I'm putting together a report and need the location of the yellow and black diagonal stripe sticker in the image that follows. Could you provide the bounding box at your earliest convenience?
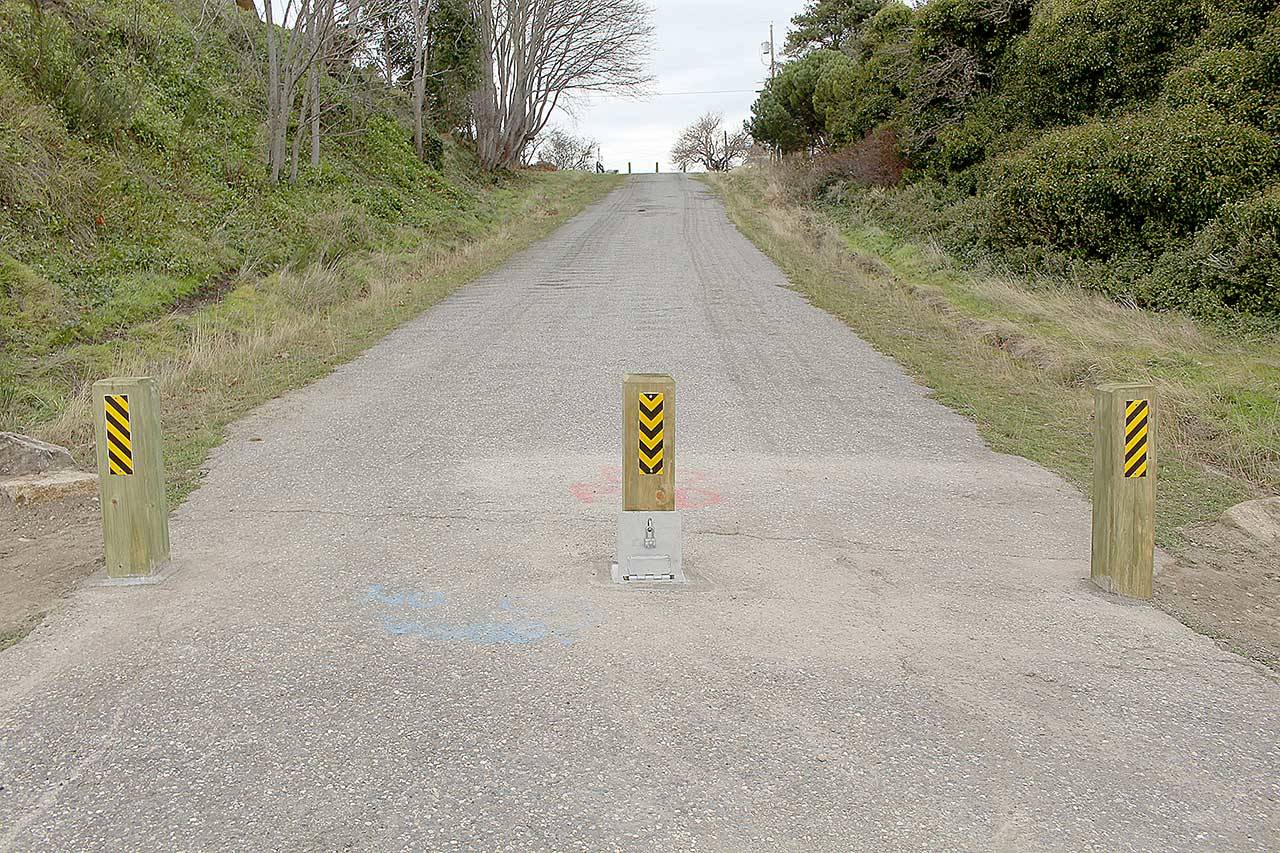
[104,394,134,476]
[638,392,664,475]
[1124,399,1149,479]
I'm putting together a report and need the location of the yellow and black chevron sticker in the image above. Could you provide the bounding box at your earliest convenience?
[104,394,134,476]
[1124,399,1149,479]
[638,392,664,475]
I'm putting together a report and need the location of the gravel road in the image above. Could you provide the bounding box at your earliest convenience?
[1,175,1277,851]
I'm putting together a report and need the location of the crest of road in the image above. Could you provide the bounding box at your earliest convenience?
[2,175,1277,850]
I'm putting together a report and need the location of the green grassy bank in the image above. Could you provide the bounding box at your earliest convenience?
[0,0,620,501]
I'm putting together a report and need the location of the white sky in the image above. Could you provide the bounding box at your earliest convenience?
[549,0,807,173]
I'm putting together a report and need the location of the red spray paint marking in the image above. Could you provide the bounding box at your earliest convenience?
[569,466,724,509]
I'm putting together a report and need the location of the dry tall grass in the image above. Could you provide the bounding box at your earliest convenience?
[712,167,1279,542]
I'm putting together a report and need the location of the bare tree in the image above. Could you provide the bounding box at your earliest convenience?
[259,0,404,183]
[470,0,654,170]
[535,128,597,170]
[406,0,437,160]
[671,112,750,172]
[262,0,334,183]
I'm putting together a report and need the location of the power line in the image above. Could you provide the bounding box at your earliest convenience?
[645,89,760,96]
[589,89,761,100]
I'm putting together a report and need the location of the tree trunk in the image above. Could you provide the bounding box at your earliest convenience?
[289,73,312,183]
[310,66,321,168]
[409,0,434,161]
[264,2,281,182]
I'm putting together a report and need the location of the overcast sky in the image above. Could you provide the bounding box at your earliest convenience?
[549,0,807,173]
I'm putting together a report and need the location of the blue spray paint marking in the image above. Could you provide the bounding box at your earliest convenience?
[359,586,595,646]
[362,584,447,610]
[380,616,553,645]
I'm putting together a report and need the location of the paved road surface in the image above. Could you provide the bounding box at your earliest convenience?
[2,175,1277,851]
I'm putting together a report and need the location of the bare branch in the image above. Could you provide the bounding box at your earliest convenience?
[671,112,750,172]
[471,0,654,169]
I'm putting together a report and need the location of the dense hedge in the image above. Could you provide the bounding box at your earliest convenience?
[985,106,1279,256]
[1144,188,1280,316]
[1009,0,1206,127]
[750,0,1280,317]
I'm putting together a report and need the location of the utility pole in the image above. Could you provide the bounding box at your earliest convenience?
[769,23,776,80]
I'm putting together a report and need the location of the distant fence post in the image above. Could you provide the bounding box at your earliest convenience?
[1090,383,1156,598]
[655,161,659,173]
[94,377,169,578]
[627,162,631,174]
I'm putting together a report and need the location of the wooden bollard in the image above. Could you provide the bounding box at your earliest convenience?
[627,162,632,174]
[623,373,675,512]
[655,161,659,173]
[615,373,682,582]
[93,377,169,578]
[1090,383,1156,598]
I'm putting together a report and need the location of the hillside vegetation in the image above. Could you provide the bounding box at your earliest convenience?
[749,0,1280,321]
[0,0,616,487]
[730,0,1279,574]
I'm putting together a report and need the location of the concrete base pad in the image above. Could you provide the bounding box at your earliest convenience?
[614,510,683,583]
[85,561,180,587]
[0,470,98,505]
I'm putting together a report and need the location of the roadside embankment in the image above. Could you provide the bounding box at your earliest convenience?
[707,167,1280,667]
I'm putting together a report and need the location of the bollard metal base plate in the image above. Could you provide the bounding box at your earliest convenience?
[613,511,683,583]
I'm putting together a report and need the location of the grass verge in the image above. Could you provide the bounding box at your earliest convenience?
[33,171,621,505]
[705,168,1279,549]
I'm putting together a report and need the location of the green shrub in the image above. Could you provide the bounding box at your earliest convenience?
[853,1,913,61]
[748,50,844,153]
[920,94,1035,188]
[1010,0,1206,127]
[1143,187,1280,316]
[915,0,1033,66]
[422,128,445,171]
[1198,0,1276,48]
[985,106,1278,257]
[1164,47,1279,133]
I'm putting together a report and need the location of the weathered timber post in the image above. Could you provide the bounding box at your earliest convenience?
[628,162,632,174]
[655,161,659,173]
[1090,383,1156,598]
[94,377,169,578]
[614,373,683,582]
[624,373,675,513]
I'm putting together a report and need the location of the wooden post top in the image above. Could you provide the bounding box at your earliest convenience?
[1096,381,1155,393]
[93,376,157,390]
